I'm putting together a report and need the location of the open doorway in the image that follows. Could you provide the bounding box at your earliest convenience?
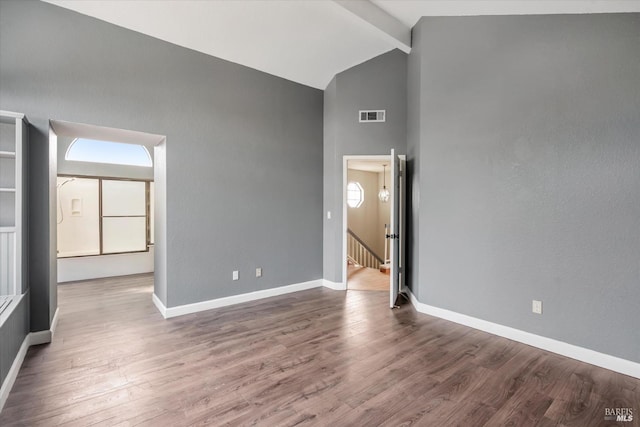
[343,152,406,307]
[344,156,391,292]
[49,120,167,315]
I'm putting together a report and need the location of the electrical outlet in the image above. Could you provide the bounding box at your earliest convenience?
[532,300,542,314]
[232,270,239,281]
[327,211,331,219]
[256,267,262,278]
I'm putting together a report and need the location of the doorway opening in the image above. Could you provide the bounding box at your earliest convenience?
[49,120,167,316]
[343,152,405,307]
[345,158,391,292]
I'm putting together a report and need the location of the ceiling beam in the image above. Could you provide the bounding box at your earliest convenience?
[332,0,411,53]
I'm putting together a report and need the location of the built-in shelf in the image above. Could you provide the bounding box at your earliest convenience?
[0,110,26,299]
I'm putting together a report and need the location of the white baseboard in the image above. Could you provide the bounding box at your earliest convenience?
[50,307,59,338]
[28,330,52,346]
[0,323,56,412]
[152,293,167,319]
[155,279,324,319]
[407,290,640,379]
[0,334,30,412]
[322,279,346,291]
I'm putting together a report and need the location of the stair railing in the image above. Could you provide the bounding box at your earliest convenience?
[347,228,384,269]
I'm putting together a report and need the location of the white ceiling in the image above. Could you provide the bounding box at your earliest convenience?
[372,0,640,27]
[43,0,640,90]
[348,160,389,173]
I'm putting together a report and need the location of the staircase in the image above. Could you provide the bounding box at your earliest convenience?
[347,228,384,269]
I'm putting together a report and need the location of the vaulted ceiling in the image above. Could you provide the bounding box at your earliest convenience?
[44,0,640,89]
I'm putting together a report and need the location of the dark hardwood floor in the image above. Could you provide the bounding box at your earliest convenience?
[1,274,638,426]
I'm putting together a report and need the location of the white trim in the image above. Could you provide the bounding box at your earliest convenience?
[152,293,167,319]
[0,324,56,412]
[29,329,52,346]
[50,307,59,338]
[0,334,29,412]
[322,279,346,291]
[159,280,324,319]
[0,110,25,120]
[407,290,640,379]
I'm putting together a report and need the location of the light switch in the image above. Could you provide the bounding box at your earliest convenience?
[532,300,542,314]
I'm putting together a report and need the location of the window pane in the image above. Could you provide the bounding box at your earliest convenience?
[66,138,152,167]
[57,177,100,257]
[347,182,363,208]
[102,217,146,253]
[102,180,146,216]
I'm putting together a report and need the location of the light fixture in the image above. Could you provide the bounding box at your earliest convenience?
[378,164,390,203]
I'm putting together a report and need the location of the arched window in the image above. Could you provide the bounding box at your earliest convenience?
[66,138,152,167]
[347,181,364,208]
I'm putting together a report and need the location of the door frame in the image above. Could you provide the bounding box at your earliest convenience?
[342,154,391,290]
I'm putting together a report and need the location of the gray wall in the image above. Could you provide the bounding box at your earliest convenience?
[0,1,323,323]
[405,22,423,299]
[323,50,407,283]
[409,14,640,362]
[0,294,29,390]
[57,136,155,180]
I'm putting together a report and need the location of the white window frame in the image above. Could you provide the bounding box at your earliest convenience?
[347,181,364,208]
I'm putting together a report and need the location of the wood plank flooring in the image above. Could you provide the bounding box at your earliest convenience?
[347,265,390,291]
[1,274,638,426]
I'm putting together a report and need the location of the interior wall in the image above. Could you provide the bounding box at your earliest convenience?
[0,293,28,392]
[405,21,423,299]
[58,248,155,283]
[323,49,407,284]
[410,13,640,362]
[153,141,167,305]
[0,0,323,326]
[346,169,383,257]
[346,168,392,259]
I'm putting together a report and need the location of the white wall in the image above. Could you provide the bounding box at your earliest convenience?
[347,169,390,258]
[58,246,154,283]
[56,177,100,257]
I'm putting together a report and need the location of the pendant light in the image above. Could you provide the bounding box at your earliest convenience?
[378,164,390,203]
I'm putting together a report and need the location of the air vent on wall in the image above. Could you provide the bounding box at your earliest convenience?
[359,110,385,123]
